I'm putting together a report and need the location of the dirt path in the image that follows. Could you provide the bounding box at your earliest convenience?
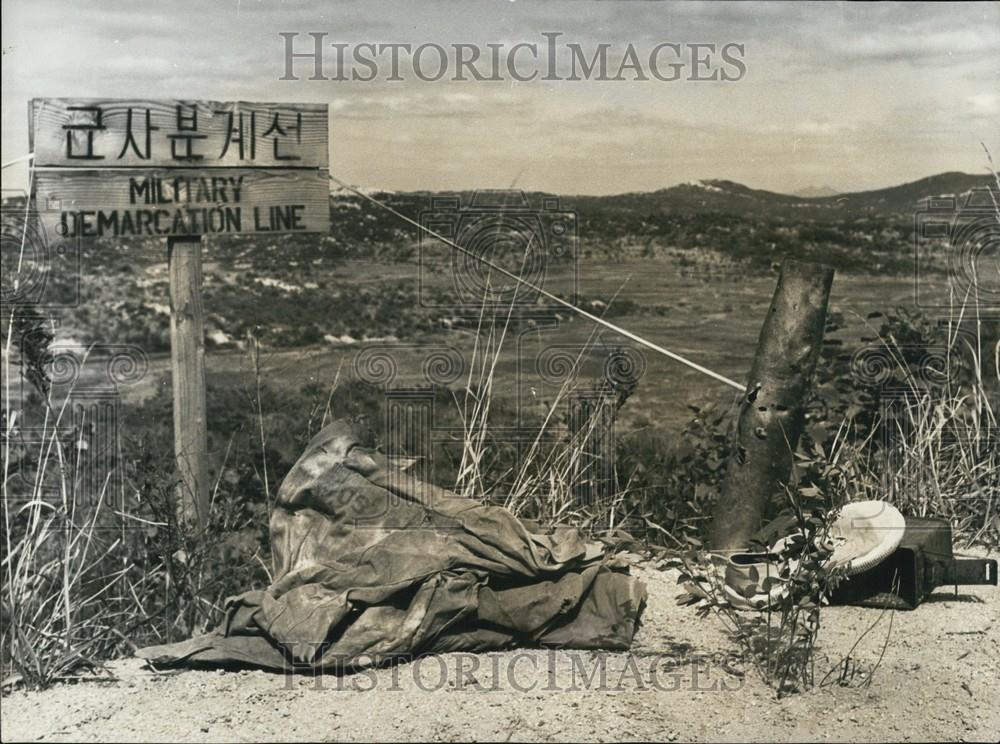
[2,562,997,742]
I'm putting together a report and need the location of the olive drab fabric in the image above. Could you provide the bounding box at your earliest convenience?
[138,420,646,671]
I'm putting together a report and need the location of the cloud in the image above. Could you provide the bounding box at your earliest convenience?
[831,27,998,66]
[2,0,998,195]
[967,93,999,118]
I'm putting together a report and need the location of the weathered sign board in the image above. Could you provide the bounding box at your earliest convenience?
[29,99,330,528]
[31,99,330,237]
[34,169,330,237]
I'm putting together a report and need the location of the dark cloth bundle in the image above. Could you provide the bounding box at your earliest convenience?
[138,421,646,671]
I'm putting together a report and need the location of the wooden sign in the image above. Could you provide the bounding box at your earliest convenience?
[35,169,329,237]
[30,99,328,169]
[30,98,330,236]
[28,98,331,530]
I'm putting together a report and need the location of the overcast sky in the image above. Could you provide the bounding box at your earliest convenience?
[2,0,998,195]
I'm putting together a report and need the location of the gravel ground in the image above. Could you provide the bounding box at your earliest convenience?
[2,559,997,742]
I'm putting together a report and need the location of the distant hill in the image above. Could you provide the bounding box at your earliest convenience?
[321,172,998,267]
[814,171,997,212]
[555,172,996,220]
[794,186,839,198]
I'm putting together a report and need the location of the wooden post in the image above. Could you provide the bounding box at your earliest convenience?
[709,259,834,551]
[168,235,209,530]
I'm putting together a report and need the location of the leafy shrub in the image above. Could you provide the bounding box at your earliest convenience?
[669,492,848,696]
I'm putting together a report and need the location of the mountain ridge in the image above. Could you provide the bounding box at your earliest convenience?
[331,171,996,218]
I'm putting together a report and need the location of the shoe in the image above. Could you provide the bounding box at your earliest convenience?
[721,551,794,610]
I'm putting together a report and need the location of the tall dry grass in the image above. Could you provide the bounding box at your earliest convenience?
[824,168,999,545]
[1,314,274,689]
[1,330,131,688]
[448,270,638,532]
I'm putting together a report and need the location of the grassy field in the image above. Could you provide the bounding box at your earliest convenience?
[109,251,953,436]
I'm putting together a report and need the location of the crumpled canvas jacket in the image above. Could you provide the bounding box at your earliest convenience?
[138,421,646,671]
